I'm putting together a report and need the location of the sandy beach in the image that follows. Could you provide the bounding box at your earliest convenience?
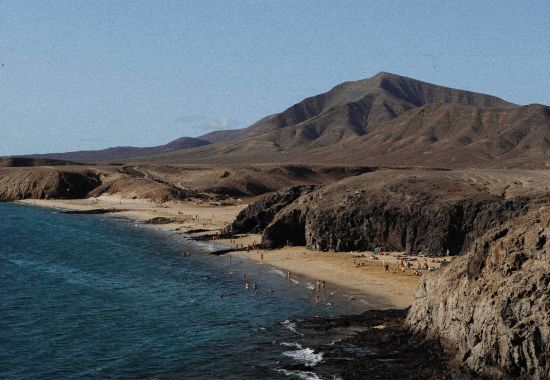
[234,248,433,309]
[16,196,447,310]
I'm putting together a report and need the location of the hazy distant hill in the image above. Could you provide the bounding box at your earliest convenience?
[0,157,80,167]
[27,137,211,163]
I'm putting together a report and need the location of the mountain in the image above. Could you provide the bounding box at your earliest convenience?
[305,102,550,168]
[0,157,80,167]
[22,72,550,169]
[26,136,211,163]
[142,72,547,168]
[199,129,248,144]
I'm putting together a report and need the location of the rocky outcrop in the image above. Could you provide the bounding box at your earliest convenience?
[88,174,196,203]
[260,170,550,255]
[0,169,99,201]
[406,209,550,378]
[230,185,318,233]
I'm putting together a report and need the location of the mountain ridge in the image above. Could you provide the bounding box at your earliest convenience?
[22,72,549,169]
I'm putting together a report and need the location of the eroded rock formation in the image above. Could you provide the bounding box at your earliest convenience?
[406,209,550,378]
[260,171,550,255]
[230,184,318,233]
[0,169,99,201]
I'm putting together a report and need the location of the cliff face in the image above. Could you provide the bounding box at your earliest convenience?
[230,185,318,234]
[258,171,550,255]
[0,169,100,201]
[406,209,550,378]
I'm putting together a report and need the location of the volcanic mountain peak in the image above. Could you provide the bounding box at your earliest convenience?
[20,72,548,169]
[238,72,515,142]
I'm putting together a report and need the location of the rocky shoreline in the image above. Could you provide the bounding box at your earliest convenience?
[3,165,549,378]
[291,309,469,380]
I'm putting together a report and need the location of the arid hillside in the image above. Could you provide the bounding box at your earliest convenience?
[145,72,535,167]
[22,72,550,169]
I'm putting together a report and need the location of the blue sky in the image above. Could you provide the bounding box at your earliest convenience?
[1,1,549,155]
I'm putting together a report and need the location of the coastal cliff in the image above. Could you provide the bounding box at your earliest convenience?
[230,184,318,233]
[230,170,550,256]
[0,169,99,201]
[406,208,550,378]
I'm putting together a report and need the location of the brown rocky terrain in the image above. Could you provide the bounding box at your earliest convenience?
[406,208,550,378]
[0,168,99,201]
[229,169,550,256]
[230,184,319,234]
[0,163,375,202]
[306,103,550,169]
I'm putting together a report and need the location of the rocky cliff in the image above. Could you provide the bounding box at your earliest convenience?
[406,208,550,378]
[257,170,550,255]
[230,185,318,233]
[0,169,100,201]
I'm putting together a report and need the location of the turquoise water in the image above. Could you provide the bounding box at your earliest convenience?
[0,203,354,379]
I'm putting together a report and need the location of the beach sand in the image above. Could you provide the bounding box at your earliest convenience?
[234,248,424,309]
[18,195,245,236]
[17,196,448,309]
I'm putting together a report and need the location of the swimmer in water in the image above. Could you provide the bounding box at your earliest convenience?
[245,282,249,290]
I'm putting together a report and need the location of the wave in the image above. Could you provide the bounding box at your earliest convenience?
[276,368,324,380]
[270,268,287,277]
[281,320,302,336]
[281,342,323,367]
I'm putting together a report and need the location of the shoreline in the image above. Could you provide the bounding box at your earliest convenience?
[14,196,444,310]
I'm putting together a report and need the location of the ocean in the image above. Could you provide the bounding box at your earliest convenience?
[0,203,356,379]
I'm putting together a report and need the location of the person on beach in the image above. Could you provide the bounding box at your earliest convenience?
[321,281,326,290]
[287,271,291,280]
[260,253,264,261]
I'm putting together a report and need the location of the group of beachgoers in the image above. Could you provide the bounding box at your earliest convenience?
[216,255,275,298]
[314,278,327,304]
[351,248,449,276]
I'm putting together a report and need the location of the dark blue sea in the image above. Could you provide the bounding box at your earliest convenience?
[0,203,357,379]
